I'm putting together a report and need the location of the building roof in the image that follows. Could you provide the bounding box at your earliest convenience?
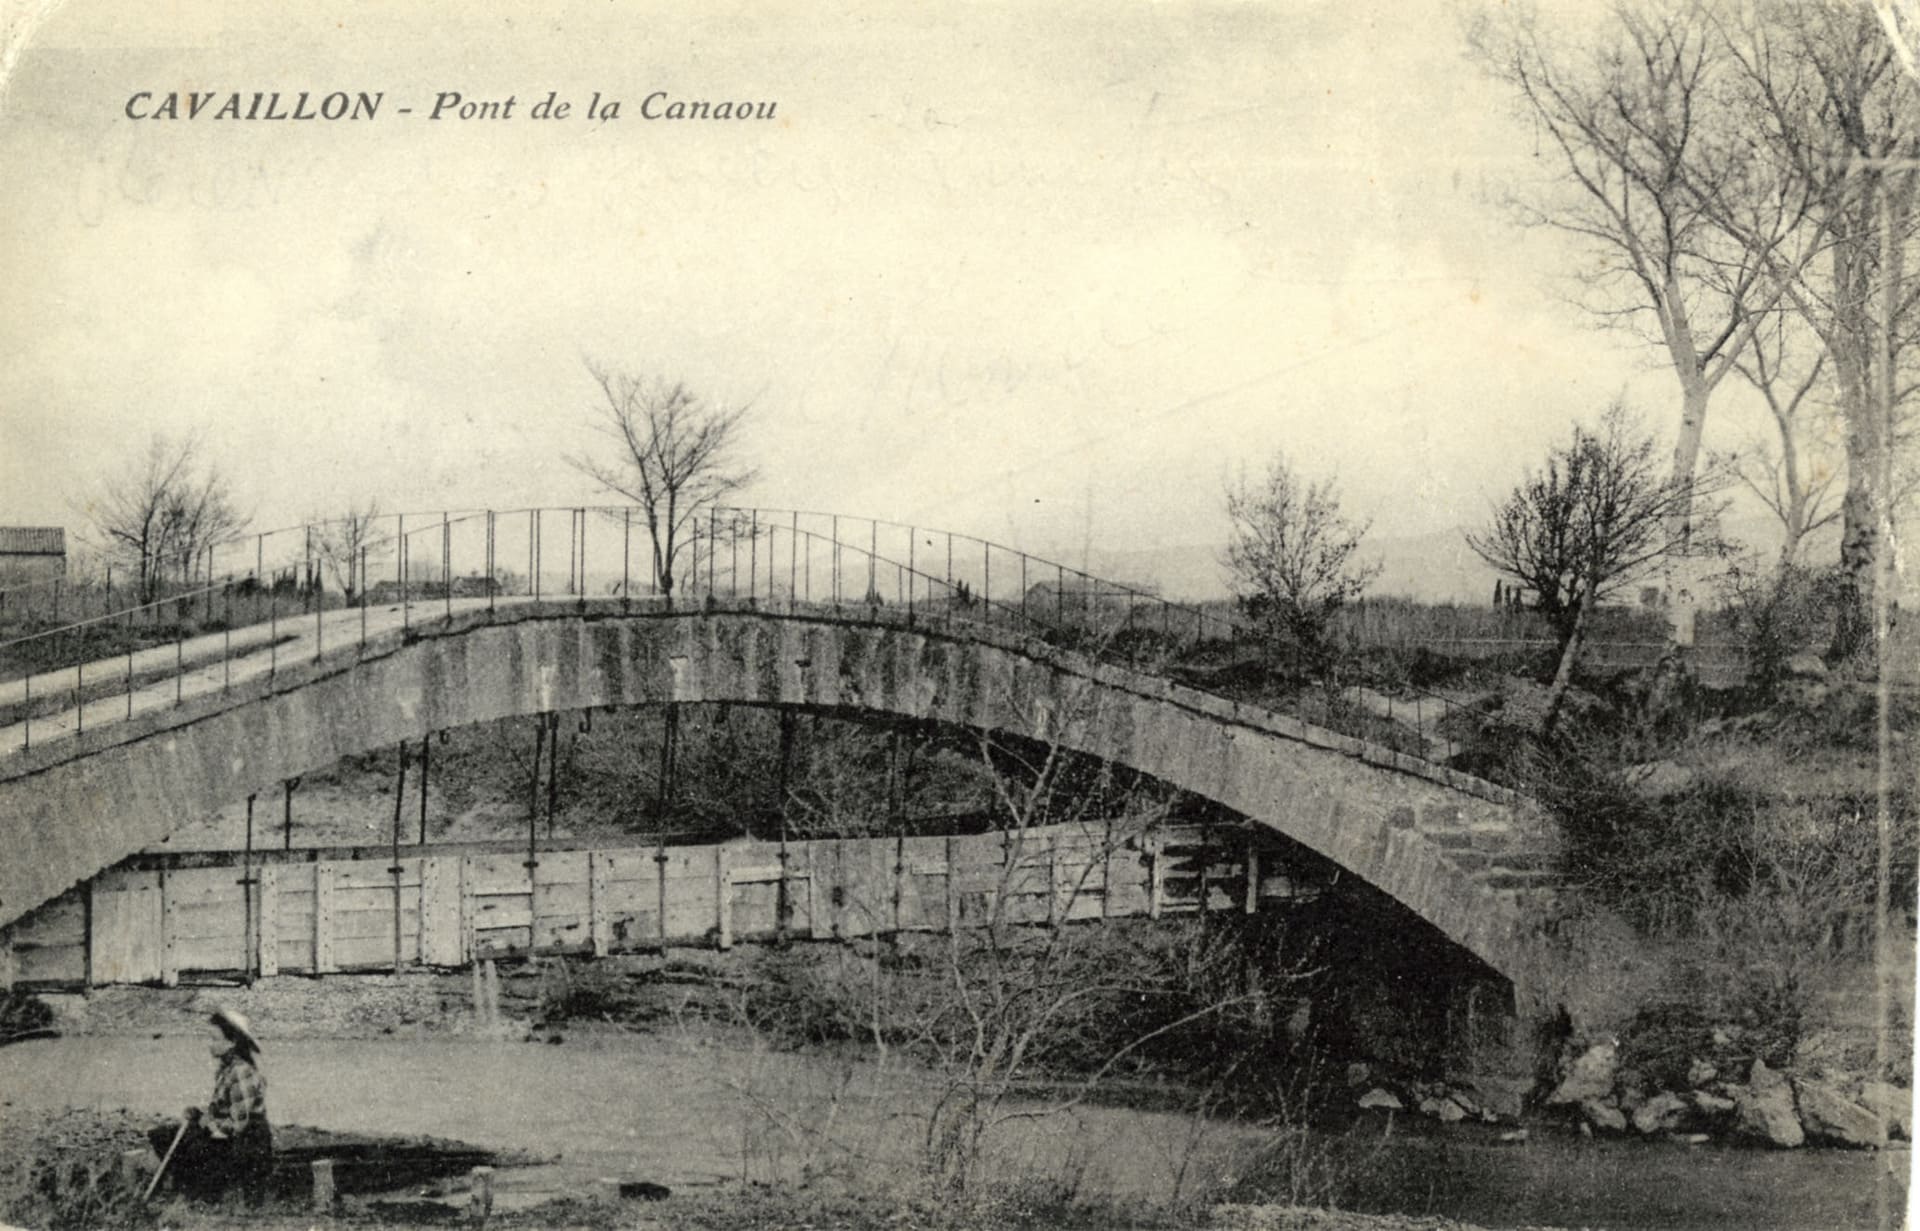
[0,526,65,556]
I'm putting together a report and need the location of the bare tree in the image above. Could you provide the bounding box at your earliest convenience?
[1467,404,1715,731]
[311,500,386,601]
[1222,452,1380,669]
[1717,313,1844,564]
[86,433,246,604]
[1713,1,1920,661]
[1469,1,1815,649]
[568,361,756,602]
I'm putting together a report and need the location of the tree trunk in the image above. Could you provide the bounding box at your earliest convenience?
[1657,276,1714,656]
[1828,316,1881,663]
[1542,583,1595,737]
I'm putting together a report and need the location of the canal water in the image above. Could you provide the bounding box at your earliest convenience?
[0,1033,1907,1229]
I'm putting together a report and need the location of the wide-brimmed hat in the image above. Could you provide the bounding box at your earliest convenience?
[208,1006,261,1054]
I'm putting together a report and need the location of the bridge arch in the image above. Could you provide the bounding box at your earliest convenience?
[0,602,1582,1002]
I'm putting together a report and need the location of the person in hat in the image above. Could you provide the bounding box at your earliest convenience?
[147,1007,274,1204]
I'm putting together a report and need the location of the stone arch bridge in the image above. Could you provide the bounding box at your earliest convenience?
[0,594,1633,1038]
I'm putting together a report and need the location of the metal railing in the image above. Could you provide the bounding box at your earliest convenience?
[2,504,1490,769]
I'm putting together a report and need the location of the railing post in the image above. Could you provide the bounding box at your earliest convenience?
[398,512,409,629]
[983,541,991,626]
[749,510,759,604]
[790,511,799,612]
[443,512,452,623]
[907,527,916,622]
[487,512,497,614]
[831,514,840,606]
[622,508,631,608]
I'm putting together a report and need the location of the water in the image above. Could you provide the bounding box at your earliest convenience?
[0,1033,1906,1229]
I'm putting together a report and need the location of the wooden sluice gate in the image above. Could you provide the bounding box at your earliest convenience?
[0,823,1325,989]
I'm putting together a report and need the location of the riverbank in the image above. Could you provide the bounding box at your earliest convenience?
[2,1018,1907,1229]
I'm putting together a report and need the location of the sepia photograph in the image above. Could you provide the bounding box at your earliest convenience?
[0,1,1914,1228]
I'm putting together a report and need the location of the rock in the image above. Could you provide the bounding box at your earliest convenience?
[1686,1059,1718,1088]
[1626,759,1696,798]
[1357,1088,1403,1111]
[1693,1091,1736,1116]
[1345,1061,1371,1088]
[1672,1132,1711,1145]
[1632,1092,1688,1135]
[1419,1097,1468,1123]
[1710,1026,1736,1047]
[1549,1040,1619,1106]
[1497,1128,1529,1144]
[1447,1088,1482,1118]
[1857,1081,1912,1140]
[1734,1060,1804,1148]
[1581,1100,1627,1133]
[1794,1077,1886,1148]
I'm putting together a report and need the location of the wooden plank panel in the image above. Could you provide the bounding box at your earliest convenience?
[731,880,779,937]
[535,850,591,887]
[313,863,336,973]
[256,865,279,978]
[593,850,657,881]
[89,874,162,985]
[589,853,610,957]
[473,926,531,958]
[275,938,314,972]
[164,866,246,906]
[535,883,590,917]
[420,857,464,967]
[472,898,533,930]
[604,908,658,950]
[173,934,245,973]
[331,859,424,890]
[332,910,419,941]
[14,943,85,984]
[169,899,246,941]
[534,911,591,950]
[466,854,533,896]
[11,893,85,946]
[333,885,420,916]
[335,933,420,969]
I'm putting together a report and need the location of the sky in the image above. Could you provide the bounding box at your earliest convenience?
[0,0,1801,594]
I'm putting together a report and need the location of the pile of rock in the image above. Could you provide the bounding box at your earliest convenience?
[1545,1037,1911,1149]
[1348,1063,1509,1126]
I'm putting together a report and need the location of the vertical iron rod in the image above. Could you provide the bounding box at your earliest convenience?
[392,739,408,972]
[419,735,431,844]
[545,712,560,837]
[444,513,452,622]
[244,795,255,984]
[399,513,409,628]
